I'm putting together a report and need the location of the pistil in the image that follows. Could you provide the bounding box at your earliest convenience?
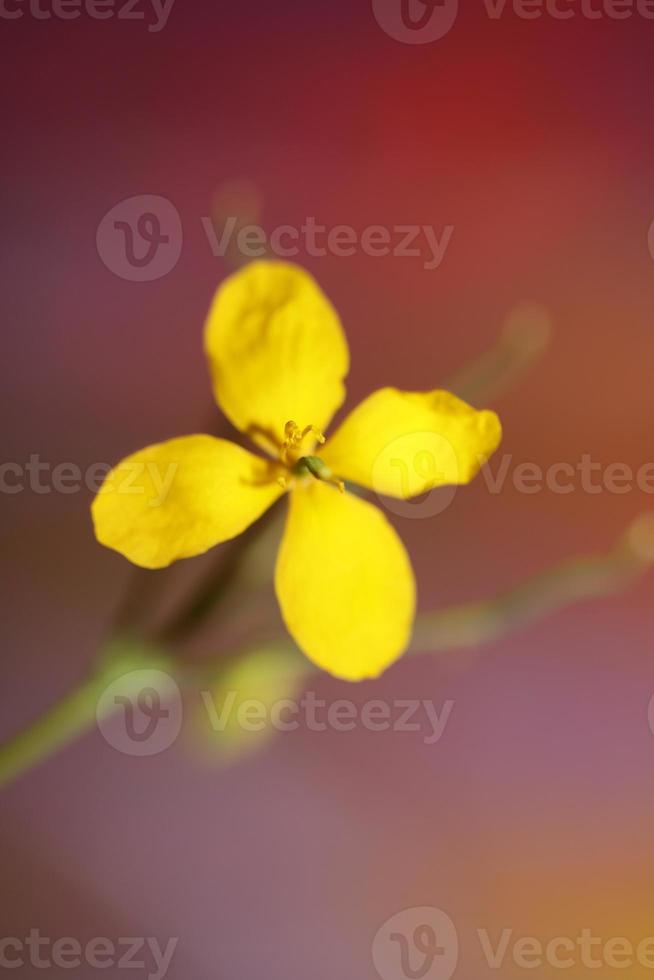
[294,455,344,493]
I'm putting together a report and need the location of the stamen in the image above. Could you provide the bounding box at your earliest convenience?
[280,420,326,463]
[301,425,325,446]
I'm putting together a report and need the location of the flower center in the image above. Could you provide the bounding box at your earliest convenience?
[280,420,324,464]
[278,420,344,493]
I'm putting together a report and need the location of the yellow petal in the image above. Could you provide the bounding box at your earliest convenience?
[275,482,416,681]
[322,387,502,499]
[92,435,283,569]
[204,261,349,454]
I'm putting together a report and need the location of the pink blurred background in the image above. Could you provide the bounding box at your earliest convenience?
[2,2,654,977]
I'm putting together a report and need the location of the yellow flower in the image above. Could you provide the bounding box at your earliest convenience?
[92,262,502,681]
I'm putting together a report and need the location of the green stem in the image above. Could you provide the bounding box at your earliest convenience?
[444,305,551,406]
[0,675,103,788]
[1,517,653,790]
[0,640,172,790]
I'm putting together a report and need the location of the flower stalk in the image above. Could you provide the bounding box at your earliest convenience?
[1,515,652,789]
[0,641,173,788]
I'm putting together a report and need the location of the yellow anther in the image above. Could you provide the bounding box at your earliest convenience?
[281,421,325,463]
[301,424,325,446]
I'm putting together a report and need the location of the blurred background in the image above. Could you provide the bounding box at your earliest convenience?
[2,1,654,977]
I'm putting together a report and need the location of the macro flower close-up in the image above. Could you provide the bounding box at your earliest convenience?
[92,260,502,680]
[4,6,654,979]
